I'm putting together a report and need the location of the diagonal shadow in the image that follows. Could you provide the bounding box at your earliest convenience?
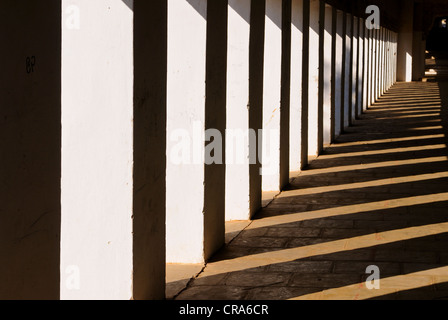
[122,0,133,11]
[171,80,448,300]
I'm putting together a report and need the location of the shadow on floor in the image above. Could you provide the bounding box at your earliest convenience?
[171,81,448,300]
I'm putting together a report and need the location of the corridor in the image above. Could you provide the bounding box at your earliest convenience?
[175,81,448,300]
[4,0,448,301]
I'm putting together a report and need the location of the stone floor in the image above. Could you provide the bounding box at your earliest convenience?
[173,81,448,300]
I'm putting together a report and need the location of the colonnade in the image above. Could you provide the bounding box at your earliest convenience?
[1,0,401,300]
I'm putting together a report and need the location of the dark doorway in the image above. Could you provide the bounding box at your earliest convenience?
[427,16,448,52]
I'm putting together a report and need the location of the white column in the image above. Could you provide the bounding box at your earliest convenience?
[166,0,207,264]
[363,24,369,111]
[367,29,375,108]
[62,0,166,301]
[290,0,303,173]
[371,29,379,104]
[133,1,168,300]
[397,3,414,82]
[390,31,393,84]
[379,28,386,96]
[380,27,385,95]
[334,10,344,136]
[380,28,383,96]
[392,30,395,85]
[351,16,358,123]
[343,13,352,129]
[386,29,390,90]
[61,0,134,299]
[389,29,393,87]
[388,29,392,89]
[378,27,383,96]
[394,32,398,83]
[357,18,364,117]
[168,0,227,263]
[392,31,396,85]
[323,3,333,147]
[389,30,394,89]
[308,0,320,158]
[370,28,376,105]
[384,28,388,89]
[391,31,394,84]
[226,0,252,221]
[262,0,282,192]
[387,29,392,90]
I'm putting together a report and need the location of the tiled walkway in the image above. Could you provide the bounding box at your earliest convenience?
[175,82,448,300]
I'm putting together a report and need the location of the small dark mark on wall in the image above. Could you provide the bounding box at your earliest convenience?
[26,56,36,74]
